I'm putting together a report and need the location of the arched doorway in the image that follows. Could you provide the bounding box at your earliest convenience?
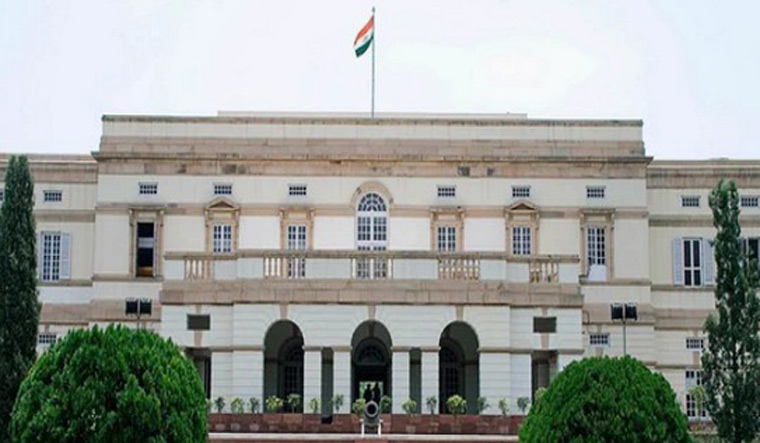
[351,321,392,404]
[439,322,479,414]
[264,320,304,411]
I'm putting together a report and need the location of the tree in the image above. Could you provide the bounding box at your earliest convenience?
[519,357,689,443]
[702,179,760,443]
[9,325,207,442]
[0,156,39,439]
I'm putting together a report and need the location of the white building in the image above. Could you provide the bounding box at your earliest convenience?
[4,113,760,418]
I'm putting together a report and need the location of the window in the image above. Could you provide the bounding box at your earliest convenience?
[43,190,62,203]
[686,337,705,351]
[212,224,233,253]
[512,186,531,199]
[512,226,531,256]
[288,184,307,196]
[741,195,759,208]
[589,333,609,347]
[685,370,706,419]
[40,232,64,282]
[356,193,388,279]
[586,186,605,199]
[136,222,155,277]
[533,317,557,333]
[436,226,457,252]
[38,332,57,345]
[683,238,703,286]
[587,227,606,266]
[437,185,456,198]
[139,182,158,195]
[187,314,211,331]
[287,224,307,278]
[214,183,232,196]
[681,195,701,207]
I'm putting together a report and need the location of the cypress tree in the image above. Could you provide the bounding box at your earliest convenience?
[703,179,760,443]
[0,156,39,438]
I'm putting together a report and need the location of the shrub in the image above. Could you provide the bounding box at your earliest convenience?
[308,397,320,414]
[446,395,467,415]
[9,325,206,442]
[516,397,530,414]
[352,398,366,417]
[402,398,418,415]
[520,357,690,443]
[286,393,302,413]
[265,396,284,413]
[332,394,345,413]
[215,397,226,413]
[477,396,490,414]
[534,387,547,402]
[425,396,438,414]
[497,398,509,416]
[380,395,392,413]
[231,397,245,413]
[249,397,260,413]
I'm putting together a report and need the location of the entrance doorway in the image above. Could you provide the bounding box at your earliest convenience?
[351,321,392,404]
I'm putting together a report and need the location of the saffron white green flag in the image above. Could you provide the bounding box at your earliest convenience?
[354,15,374,57]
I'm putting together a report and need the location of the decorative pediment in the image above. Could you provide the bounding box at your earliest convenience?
[506,200,537,213]
[205,197,240,212]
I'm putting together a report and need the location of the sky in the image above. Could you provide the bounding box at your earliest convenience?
[0,0,758,159]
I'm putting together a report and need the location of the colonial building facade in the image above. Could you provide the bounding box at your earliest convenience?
[3,113,760,418]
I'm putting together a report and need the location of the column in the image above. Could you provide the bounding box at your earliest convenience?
[510,353,532,415]
[333,348,352,414]
[232,350,263,404]
[420,349,439,414]
[303,348,322,411]
[211,351,233,407]
[479,352,510,415]
[392,349,410,413]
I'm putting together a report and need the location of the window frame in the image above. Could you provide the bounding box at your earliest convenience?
[212,224,233,254]
[740,195,759,208]
[37,332,58,345]
[437,185,456,198]
[685,369,706,419]
[533,317,557,333]
[511,186,531,199]
[213,183,233,196]
[686,337,705,351]
[288,184,308,197]
[511,225,531,256]
[683,238,703,287]
[587,226,607,266]
[138,182,158,195]
[589,333,610,347]
[681,195,701,208]
[40,232,62,282]
[43,190,63,203]
[586,186,606,199]
[436,225,457,252]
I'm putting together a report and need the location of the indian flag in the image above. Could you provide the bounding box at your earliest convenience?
[353,15,374,57]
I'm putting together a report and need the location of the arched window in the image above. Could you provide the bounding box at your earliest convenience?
[356,193,388,278]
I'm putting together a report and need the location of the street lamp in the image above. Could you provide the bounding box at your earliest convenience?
[126,298,152,329]
[611,303,637,356]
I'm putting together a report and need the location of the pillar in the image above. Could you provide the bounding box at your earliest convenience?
[392,349,410,413]
[303,348,322,412]
[333,348,352,414]
[420,349,439,414]
[479,352,510,415]
[511,353,532,414]
[211,351,233,407]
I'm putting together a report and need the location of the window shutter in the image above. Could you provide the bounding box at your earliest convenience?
[672,237,684,285]
[703,238,714,285]
[37,232,43,280]
[60,233,71,280]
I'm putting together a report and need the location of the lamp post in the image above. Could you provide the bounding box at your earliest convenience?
[126,298,152,329]
[610,303,637,356]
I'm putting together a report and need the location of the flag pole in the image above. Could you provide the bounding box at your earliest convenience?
[371,6,376,119]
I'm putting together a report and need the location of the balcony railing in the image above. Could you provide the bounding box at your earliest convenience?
[165,250,580,284]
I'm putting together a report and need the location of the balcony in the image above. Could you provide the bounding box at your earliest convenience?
[164,250,580,284]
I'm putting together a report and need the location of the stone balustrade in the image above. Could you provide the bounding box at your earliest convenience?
[165,250,579,284]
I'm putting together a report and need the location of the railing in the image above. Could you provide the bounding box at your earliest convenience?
[164,250,579,284]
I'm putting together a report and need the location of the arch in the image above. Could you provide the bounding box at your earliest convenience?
[439,321,480,414]
[351,320,393,404]
[263,320,304,411]
[350,181,393,209]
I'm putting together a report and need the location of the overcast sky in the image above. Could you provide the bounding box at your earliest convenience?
[1,1,758,159]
